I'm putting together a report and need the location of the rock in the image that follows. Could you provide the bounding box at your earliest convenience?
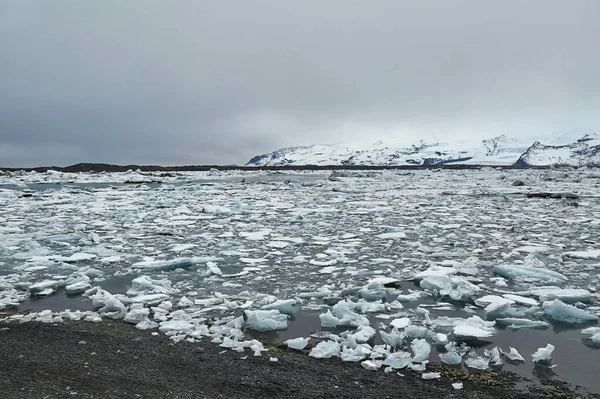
[512,180,525,186]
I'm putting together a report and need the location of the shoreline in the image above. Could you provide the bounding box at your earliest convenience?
[0,314,593,399]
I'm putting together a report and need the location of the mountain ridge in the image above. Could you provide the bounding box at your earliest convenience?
[247,132,600,167]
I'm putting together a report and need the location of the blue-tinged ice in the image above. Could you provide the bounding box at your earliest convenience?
[494,265,568,283]
[530,287,592,303]
[358,281,387,301]
[465,354,489,370]
[379,327,406,349]
[340,345,372,362]
[382,351,412,369]
[440,351,462,365]
[411,338,431,363]
[542,299,599,325]
[501,347,525,362]
[244,309,288,331]
[309,340,341,359]
[453,316,496,339]
[484,347,503,366]
[319,310,340,328]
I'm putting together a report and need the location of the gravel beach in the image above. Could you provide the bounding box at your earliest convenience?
[0,316,593,399]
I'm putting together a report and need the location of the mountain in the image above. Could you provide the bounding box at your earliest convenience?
[515,134,600,167]
[246,132,600,167]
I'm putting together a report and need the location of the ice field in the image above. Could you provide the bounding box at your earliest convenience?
[1,168,599,392]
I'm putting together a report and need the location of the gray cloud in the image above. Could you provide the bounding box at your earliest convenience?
[1,0,599,166]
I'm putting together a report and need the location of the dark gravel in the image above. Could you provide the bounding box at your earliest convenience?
[0,318,592,399]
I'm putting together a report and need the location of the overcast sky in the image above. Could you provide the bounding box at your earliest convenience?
[1,1,599,166]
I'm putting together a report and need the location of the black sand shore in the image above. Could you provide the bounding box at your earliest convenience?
[0,316,593,399]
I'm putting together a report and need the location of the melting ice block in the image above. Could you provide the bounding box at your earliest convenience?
[390,317,411,329]
[421,372,441,380]
[532,344,555,363]
[581,327,600,345]
[494,265,567,283]
[542,299,599,325]
[382,351,412,369]
[380,327,406,349]
[132,258,194,272]
[358,282,387,301]
[563,249,600,260]
[530,287,592,303]
[261,299,298,314]
[309,340,341,359]
[465,354,489,370]
[284,337,310,350]
[501,347,525,362]
[244,309,288,331]
[484,347,503,366]
[411,338,431,363]
[453,316,496,339]
[420,276,481,302]
[440,351,462,365]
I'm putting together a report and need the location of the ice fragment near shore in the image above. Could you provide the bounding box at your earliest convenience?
[484,347,503,366]
[542,299,598,325]
[494,265,567,283]
[532,344,554,363]
[501,347,525,362]
[244,309,288,331]
[465,354,489,370]
[453,316,496,338]
[284,337,310,350]
[411,338,431,363]
[382,351,412,369]
[309,340,341,359]
[440,351,462,365]
[380,327,406,349]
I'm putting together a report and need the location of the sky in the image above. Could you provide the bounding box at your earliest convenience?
[1,0,599,167]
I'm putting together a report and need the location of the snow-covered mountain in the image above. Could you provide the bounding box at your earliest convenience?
[247,132,600,167]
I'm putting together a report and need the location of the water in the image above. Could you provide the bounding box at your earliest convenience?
[1,168,599,393]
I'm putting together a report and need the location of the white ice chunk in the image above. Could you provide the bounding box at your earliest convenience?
[341,345,372,362]
[377,231,406,240]
[413,266,457,280]
[453,316,496,338]
[484,347,503,366]
[319,310,339,328]
[284,337,310,350]
[361,360,381,371]
[432,333,449,345]
[206,262,223,276]
[501,347,525,362]
[542,299,598,325]
[390,317,411,329]
[309,340,341,359]
[494,265,567,283]
[475,295,514,308]
[420,276,481,302]
[452,382,463,390]
[65,280,92,295]
[261,299,298,315]
[502,294,539,307]
[347,325,376,344]
[563,250,600,260]
[244,309,288,332]
[132,258,194,272]
[532,344,555,363]
[530,287,592,303]
[358,282,387,301]
[421,372,441,380]
[379,327,406,349]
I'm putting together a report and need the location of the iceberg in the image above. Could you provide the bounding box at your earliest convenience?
[530,287,592,303]
[347,325,376,344]
[581,327,600,345]
[244,309,288,331]
[465,354,489,370]
[131,258,194,272]
[358,281,387,301]
[440,351,462,365]
[494,265,567,283]
[411,338,431,363]
[341,345,372,362]
[420,275,481,302]
[382,351,412,369]
[261,299,298,314]
[495,318,550,329]
[542,299,599,325]
[501,347,525,362]
[379,327,406,349]
[309,340,341,359]
[284,337,310,350]
[319,310,340,328]
[484,347,503,366]
[390,317,411,329]
[531,344,555,363]
[453,316,496,338]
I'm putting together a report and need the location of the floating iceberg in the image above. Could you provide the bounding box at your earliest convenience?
[358,282,387,301]
[530,287,592,303]
[420,275,481,302]
[453,316,496,339]
[261,299,298,314]
[501,347,525,362]
[484,347,503,366]
[495,318,550,329]
[494,265,567,283]
[532,344,554,363]
[542,299,599,325]
[440,351,462,365]
[131,258,194,272]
